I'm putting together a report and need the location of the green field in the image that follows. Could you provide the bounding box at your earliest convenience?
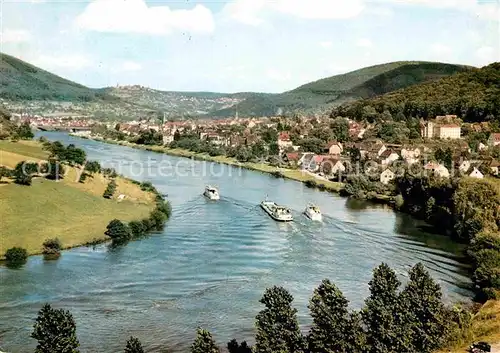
[0,141,155,257]
[0,178,153,256]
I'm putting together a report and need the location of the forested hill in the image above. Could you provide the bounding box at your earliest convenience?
[0,53,114,102]
[332,62,500,123]
[211,61,472,117]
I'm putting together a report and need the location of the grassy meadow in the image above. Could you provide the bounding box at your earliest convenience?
[0,140,155,257]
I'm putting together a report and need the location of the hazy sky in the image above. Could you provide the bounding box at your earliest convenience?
[1,0,499,92]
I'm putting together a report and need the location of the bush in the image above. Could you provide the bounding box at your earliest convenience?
[394,194,404,210]
[140,181,156,192]
[149,209,167,231]
[103,179,117,199]
[5,247,28,265]
[305,179,318,188]
[129,220,147,238]
[156,200,172,219]
[105,219,132,240]
[42,238,62,255]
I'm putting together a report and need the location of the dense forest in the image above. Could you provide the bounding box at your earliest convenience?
[332,62,500,123]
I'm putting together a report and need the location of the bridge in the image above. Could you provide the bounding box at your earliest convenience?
[36,126,92,133]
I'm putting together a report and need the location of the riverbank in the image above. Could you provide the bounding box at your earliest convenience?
[84,136,346,193]
[0,140,156,257]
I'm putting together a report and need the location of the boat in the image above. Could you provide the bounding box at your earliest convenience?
[260,200,293,222]
[203,185,220,200]
[304,203,322,221]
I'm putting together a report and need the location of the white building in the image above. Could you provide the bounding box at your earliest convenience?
[488,133,500,147]
[424,162,450,178]
[421,121,461,139]
[380,169,396,185]
[469,168,484,179]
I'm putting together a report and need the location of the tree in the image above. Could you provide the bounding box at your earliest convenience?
[5,247,28,266]
[103,179,117,199]
[0,166,11,182]
[13,161,37,185]
[31,304,80,353]
[268,142,280,156]
[46,159,65,180]
[149,209,167,231]
[254,286,305,353]
[308,279,353,353]
[191,328,219,353]
[15,122,34,140]
[42,238,62,257]
[64,144,86,165]
[227,339,252,353]
[400,263,448,353]
[129,220,147,238]
[84,161,101,174]
[330,117,350,142]
[124,336,144,353]
[105,219,132,240]
[362,263,408,353]
[434,148,453,170]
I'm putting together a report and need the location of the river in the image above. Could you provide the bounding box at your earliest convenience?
[0,132,472,352]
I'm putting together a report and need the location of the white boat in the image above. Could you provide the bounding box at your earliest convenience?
[304,203,322,221]
[203,185,220,200]
[260,200,293,222]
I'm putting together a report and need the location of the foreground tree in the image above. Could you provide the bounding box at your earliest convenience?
[308,279,352,353]
[362,263,409,353]
[227,339,252,353]
[31,304,80,353]
[191,328,219,353]
[400,263,448,353]
[254,286,305,353]
[124,336,144,353]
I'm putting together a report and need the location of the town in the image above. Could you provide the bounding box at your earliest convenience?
[16,112,500,190]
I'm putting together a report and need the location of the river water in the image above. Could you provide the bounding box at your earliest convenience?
[0,132,472,352]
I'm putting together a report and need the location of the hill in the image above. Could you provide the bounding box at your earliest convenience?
[210,61,472,117]
[103,85,256,117]
[0,54,473,120]
[0,53,116,102]
[333,62,500,123]
[0,140,155,256]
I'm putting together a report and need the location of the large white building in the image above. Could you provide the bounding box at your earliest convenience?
[421,121,461,139]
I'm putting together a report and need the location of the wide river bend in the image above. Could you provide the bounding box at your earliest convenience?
[0,132,472,352]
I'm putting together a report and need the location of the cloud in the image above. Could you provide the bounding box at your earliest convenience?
[266,68,291,81]
[377,0,499,21]
[75,0,215,35]
[431,43,453,55]
[223,0,364,25]
[117,61,142,72]
[33,54,93,71]
[272,0,365,19]
[320,41,333,48]
[222,0,266,26]
[0,29,32,44]
[357,38,373,48]
[475,46,497,65]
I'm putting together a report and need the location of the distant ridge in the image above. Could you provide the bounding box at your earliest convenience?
[0,53,114,102]
[210,61,473,117]
[0,53,475,120]
[332,62,500,123]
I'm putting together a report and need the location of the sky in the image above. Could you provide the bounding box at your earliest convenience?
[0,0,499,93]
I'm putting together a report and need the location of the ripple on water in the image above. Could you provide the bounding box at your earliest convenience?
[0,132,474,353]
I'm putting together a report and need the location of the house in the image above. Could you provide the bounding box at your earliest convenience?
[324,141,343,155]
[321,158,346,175]
[424,162,450,178]
[401,147,421,160]
[278,131,293,152]
[162,134,174,145]
[469,167,484,179]
[459,160,471,174]
[421,121,461,139]
[490,160,500,175]
[488,133,500,147]
[380,169,396,185]
[284,152,300,165]
[380,150,400,166]
[478,142,488,151]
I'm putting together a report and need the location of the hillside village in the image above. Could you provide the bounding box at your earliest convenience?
[18,111,500,192]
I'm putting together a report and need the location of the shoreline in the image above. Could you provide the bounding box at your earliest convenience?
[77,135,348,193]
